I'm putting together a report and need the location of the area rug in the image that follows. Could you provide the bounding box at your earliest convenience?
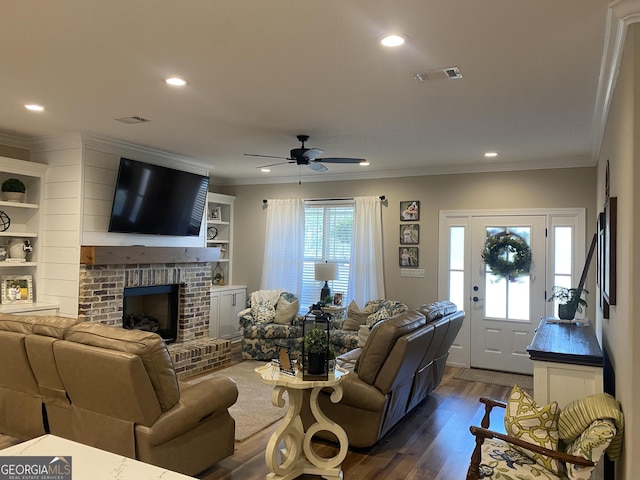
[186,361,284,441]
[454,368,533,391]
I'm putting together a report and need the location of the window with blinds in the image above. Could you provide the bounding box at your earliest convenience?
[300,200,354,311]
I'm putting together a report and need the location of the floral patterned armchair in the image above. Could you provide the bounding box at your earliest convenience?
[466,387,624,480]
[329,299,408,355]
[238,290,304,360]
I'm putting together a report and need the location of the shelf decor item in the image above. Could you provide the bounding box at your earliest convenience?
[1,274,33,304]
[212,262,225,286]
[0,211,10,232]
[1,178,26,203]
[481,231,531,281]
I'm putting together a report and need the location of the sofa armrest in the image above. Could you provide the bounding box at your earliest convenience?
[143,376,238,445]
[336,374,386,412]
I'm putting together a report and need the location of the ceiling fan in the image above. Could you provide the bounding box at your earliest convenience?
[244,135,366,172]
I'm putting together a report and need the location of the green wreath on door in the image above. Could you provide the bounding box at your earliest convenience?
[481,231,531,281]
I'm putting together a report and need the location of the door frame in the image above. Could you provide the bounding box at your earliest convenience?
[438,208,586,368]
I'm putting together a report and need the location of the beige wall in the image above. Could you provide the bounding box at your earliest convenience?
[596,23,640,480]
[219,166,596,309]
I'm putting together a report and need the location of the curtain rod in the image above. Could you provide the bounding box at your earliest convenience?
[263,195,385,204]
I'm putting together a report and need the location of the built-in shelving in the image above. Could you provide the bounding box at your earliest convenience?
[0,156,55,315]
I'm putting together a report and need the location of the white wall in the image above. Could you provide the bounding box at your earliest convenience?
[30,136,83,317]
[30,134,213,317]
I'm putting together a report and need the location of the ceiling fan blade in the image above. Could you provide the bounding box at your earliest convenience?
[244,153,291,160]
[308,161,328,172]
[316,157,366,164]
[257,160,295,168]
[301,148,325,161]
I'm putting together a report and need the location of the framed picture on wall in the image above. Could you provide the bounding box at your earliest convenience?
[1,275,33,304]
[603,196,617,308]
[399,247,419,267]
[400,201,420,221]
[400,224,419,244]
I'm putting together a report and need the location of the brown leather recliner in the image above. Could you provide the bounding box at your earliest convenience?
[54,322,238,476]
[0,314,238,477]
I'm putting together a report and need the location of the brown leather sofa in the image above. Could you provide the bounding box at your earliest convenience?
[301,301,464,448]
[0,313,238,476]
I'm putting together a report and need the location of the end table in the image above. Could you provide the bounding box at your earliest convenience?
[255,363,349,480]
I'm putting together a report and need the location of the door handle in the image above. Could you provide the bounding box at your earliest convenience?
[473,296,480,302]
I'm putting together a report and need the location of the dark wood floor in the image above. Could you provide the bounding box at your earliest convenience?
[196,344,511,480]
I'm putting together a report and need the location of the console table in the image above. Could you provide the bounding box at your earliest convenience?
[527,318,603,408]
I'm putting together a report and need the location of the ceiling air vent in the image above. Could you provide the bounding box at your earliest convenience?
[115,116,150,124]
[414,66,463,82]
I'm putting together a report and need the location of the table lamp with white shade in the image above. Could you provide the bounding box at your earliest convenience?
[314,262,338,301]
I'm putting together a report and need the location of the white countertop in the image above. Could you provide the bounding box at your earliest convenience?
[0,435,195,480]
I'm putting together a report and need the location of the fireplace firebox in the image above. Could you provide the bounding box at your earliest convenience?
[123,284,179,344]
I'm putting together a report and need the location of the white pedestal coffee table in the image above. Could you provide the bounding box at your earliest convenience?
[255,363,349,480]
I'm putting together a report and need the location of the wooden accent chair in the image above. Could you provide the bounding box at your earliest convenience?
[467,388,623,480]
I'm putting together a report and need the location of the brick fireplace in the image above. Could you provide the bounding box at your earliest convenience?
[78,246,231,378]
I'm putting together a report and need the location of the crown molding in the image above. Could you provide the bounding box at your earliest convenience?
[28,132,212,176]
[216,155,595,186]
[591,0,640,161]
[0,132,30,150]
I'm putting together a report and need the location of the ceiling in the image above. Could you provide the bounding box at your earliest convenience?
[0,1,610,185]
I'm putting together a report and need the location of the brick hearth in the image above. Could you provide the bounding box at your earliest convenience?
[78,261,230,378]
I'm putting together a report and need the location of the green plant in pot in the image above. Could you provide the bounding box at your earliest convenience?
[304,327,329,375]
[548,286,588,320]
[1,178,26,202]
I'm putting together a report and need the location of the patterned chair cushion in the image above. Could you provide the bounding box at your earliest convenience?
[329,328,360,354]
[564,419,615,480]
[252,300,276,324]
[242,323,303,340]
[478,438,565,480]
[504,385,562,475]
[365,306,392,328]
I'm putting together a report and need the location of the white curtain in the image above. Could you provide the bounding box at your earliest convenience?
[261,198,305,294]
[349,196,385,305]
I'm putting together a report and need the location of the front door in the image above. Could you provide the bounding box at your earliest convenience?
[469,216,546,374]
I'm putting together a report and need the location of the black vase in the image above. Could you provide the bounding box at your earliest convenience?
[308,353,326,375]
[558,303,577,320]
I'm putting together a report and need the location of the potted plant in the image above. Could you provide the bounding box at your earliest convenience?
[1,178,26,202]
[304,327,329,375]
[548,286,588,320]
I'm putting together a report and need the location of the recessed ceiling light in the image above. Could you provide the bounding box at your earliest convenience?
[380,34,406,47]
[359,161,370,166]
[260,168,271,173]
[484,152,498,158]
[25,104,44,112]
[165,77,187,87]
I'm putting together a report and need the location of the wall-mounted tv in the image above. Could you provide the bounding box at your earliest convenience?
[108,158,209,236]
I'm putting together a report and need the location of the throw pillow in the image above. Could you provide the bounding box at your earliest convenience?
[504,385,562,475]
[365,306,391,329]
[274,294,299,324]
[341,300,370,330]
[253,300,276,324]
[564,419,615,480]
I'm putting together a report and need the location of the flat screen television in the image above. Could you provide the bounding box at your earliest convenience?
[108,158,209,236]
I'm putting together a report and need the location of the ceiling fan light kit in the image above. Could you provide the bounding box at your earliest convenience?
[245,135,366,173]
